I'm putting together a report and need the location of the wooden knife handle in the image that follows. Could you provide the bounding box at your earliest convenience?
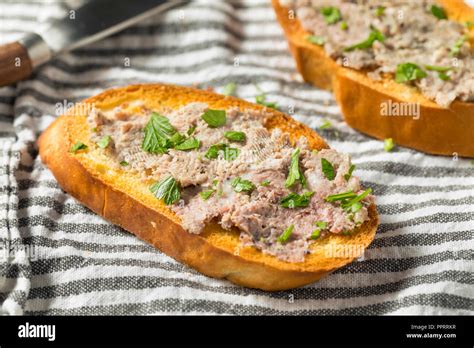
[0,41,33,87]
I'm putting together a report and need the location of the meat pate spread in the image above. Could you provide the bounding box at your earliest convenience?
[86,102,373,262]
[280,0,473,107]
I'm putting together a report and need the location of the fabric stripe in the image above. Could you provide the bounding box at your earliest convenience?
[27,271,472,301]
[25,293,473,315]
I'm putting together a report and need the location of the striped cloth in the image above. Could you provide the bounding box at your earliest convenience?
[0,0,473,316]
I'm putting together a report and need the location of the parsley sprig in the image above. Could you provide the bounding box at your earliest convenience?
[255,85,278,109]
[344,164,355,181]
[231,177,255,193]
[425,65,453,81]
[450,35,468,57]
[280,191,314,208]
[142,112,200,153]
[306,35,325,46]
[430,5,447,20]
[395,63,427,83]
[285,148,307,188]
[150,176,181,205]
[97,135,111,149]
[205,144,240,161]
[311,221,328,240]
[321,158,336,181]
[201,109,227,128]
[326,188,372,213]
[344,27,385,52]
[70,141,87,153]
[320,7,342,25]
[277,225,294,243]
[142,113,177,154]
[224,131,246,142]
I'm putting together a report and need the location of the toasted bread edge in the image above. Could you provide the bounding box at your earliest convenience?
[38,83,379,291]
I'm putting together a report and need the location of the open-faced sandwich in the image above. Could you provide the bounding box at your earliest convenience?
[273,0,474,157]
[39,84,379,290]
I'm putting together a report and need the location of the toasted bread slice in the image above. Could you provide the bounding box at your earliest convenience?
[272,0,474,157]
[38,84,379,291]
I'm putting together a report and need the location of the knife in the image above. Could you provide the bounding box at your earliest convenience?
[0,0,186,87]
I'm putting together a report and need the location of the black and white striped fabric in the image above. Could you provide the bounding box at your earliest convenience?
[0,0,473,315]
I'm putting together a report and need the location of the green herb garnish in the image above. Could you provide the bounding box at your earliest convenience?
[326,190,358,202]
[260,180,271,186]
[320,7,342,24]
[340,21,348,30]
[438,72,450,81]
[430,5,447,20]
[205,144,225,159]
[321,158,336,181]
[306,35,325,46]
[149,176,181,205]
[285,148,306,188]
[255,94,278,109]
[326,188,371,212]
[70,141,87,153]
[319,119,332,129]
[200,189,215,200]
[311,229,321,240]
[231,177,255,193]
[224,131,246,142]
[277,225,294,243]
[349,201,363,213]
[175,137,200,151]
[311,221,328,240]
[384,138,394,152]
[315,221,328,230]
[222,82,237,96]
[169,132,186,147]
[344,164,356,181]
[344,28,385,52]
[280,191,314,208]
[340,188,372,211]
[142,113,178,154]
[450,35,468,57]
[119,161,129,166]
[375,6,385,17]
[425,65,452,72]
[224,147,240,161]
[97,135,111,149]
[425,65,453,80]
[205,144,239,160]
[395,63,427,83]
[201,109,227,128]
[187,125,197,136]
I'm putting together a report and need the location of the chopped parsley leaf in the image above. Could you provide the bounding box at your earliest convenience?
[70,141,87,153]
[321,158,336,181]
[280,191,314,208]
[149,176,181,205]
[285,148,307,188]
[277,225,294,243]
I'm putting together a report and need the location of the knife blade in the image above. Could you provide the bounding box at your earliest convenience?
[0,0,186,87]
